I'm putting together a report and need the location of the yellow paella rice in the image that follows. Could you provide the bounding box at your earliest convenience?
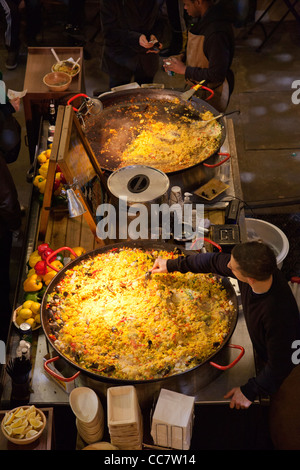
[86,99,223,173]
[119,114,222,173]
[46,248,235,381]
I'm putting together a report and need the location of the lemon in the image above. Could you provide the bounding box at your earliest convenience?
[25,318,36,328]
[19,308,33,320]
[11,425,26,435]
[3,412,15,426]
[3,425,13,436]
[34,314,41,324]
[15,315,24,326]
[14,408,28,418]
[26,405,37,415]
[10,417,23,428]
[30,302,41,314]
[26,429,38,438]
[27,411,36,420]
[29,418,43,429]
[22,300,34,310]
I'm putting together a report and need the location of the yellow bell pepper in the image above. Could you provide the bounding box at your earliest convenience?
[37,149,51,164]
[37,152,47,164]
[27,268,36,278]
[48,259,64,271]
[38,161,49,178]
[23,274,43,292]
[70,246,86,259]
[38,178,47,194]
[44,149,51,159]
[28,250,42,268]
[42,270,57,285]
[33,175,45,188]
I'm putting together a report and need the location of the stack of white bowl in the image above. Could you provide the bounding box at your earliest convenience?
[69,387,104,444]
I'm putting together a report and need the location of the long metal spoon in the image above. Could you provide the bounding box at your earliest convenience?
[199,110,240,127]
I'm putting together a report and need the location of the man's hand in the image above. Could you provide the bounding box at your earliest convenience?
[163,56,186,75]
[151,258,168,273]
[139,34,161,53]
[224,387,252,410]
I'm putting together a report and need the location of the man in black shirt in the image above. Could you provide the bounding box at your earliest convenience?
[151,241,300,410]
[163,0,235,111]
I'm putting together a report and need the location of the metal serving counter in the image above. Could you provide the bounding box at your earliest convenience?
[0,117,256,411]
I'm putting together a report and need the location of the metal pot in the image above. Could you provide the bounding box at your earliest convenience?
[83,89,230,192]
[42,241,244,408]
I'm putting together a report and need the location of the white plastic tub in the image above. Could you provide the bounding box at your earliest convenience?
[245,218,289,269]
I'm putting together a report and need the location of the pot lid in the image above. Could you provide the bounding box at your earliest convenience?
[107,165,170,203]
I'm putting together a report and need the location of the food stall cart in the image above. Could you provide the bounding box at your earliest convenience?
[0,86,260,450]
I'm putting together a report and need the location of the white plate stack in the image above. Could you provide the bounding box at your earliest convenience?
[107,386,143,450]
[69,387,104,444]
[151,389,195,450]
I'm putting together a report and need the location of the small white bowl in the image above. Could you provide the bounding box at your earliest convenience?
[69,387,101,423]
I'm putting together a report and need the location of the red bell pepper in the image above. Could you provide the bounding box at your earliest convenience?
[34,260,48,276]
[38,243,50,255]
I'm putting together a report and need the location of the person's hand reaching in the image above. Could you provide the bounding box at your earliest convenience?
[151,258,168,273]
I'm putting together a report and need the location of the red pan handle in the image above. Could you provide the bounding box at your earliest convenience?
[67,93,89,112]
[44,356,80,382]
[190,237,222,252]
[46,246,78,272]
[209,344,245,370]
[201,85,214,101]
[203,152,231,168]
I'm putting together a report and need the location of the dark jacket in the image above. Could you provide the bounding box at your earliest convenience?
[167,252,300,402]
[100,0,163,73]
[0,154,21,237]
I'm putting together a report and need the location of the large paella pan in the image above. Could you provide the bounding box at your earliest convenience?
[83,89,227,177]
[41,241,243,387]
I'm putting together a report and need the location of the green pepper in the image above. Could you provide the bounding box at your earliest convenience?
[37,285,47,300]
[24,292,40,302]
[38,193,44,206]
